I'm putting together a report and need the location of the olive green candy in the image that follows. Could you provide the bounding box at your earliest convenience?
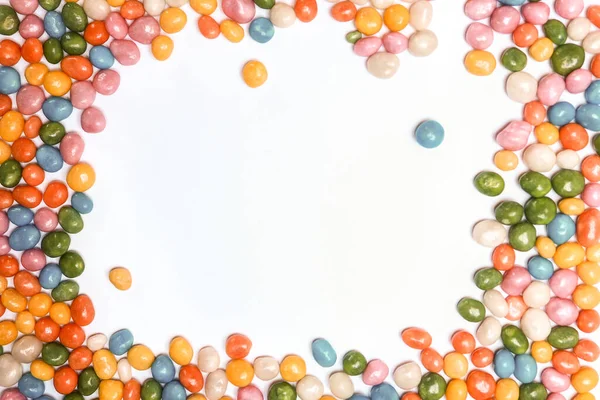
[519,383,547,400]
[501,48,527,72]
[51,279,79,301]
[39,0,61,11]
[58,206,84,234]
[593,134,600,155]
[64,391,84,400]
[268,382,296,400]
[62,3,88,32]
[41,230,71,257]
[0,160,22,188]
[551,169,585,198]
[509,222,536,252]
[551,44,585,76]
[0,6,19,35]
[456,298,485,322]
[501,325,529,355]
[543,19,567,45]
[346,31,362,44]
[43,38,63,64]
[342,350,367,376]
[474,268,503,290]
[60,32,87,56]
[474,171,505,196]
[0,345,3,355]
[42,342,69,366]
[141,379,162,400]
[519,171,552,198]
[39,122,66,146]
[495,201,524,225]
[253,0,274,9]
[418,373,446,400]
[78,367,100,396]
[524,197,556,225]
[59,250,85,278]
[547,326,579,349]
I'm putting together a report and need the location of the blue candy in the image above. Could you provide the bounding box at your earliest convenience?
[162,381,186,400]
[585,80,600,105]
[109,329,134,356]
[89,46,115,69]
[18,373,45,399]
[576,104,600,131]
[371,383,399,400]
[0,66,21,94]
[415,120,444,149]
[39,263,62,289]
[311,338,337,368]
[547,213,575,245]
[36,144,64,173]
[493,349,515,379]
[71,192,94,214]
[44,11,66,39]
[151,355,176,383]
[9,225,41,251]
[42,96,73,122]
[514,354,537,384]
[547,102,576,126]
[527,256,554,280]
[7,205,34,226]
[349,395,370,400]
[249,18,275,43]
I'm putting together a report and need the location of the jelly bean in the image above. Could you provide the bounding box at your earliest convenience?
[253,356,278,380]
[81,107,106,133]
[409,1,431,30]
[270,4,295,28]
[353,37,381,57]
[518,383,547,400]
[295,376,322,400]
[222,0,255,23]
[198,346,219,373]
[494,150,518,171]
[371,383,398,400]
[493,349,514,379]
[110,40,140,66]
[577,309,599,333]
[475,316,501,346]
[393,362,421,390]
[521,2,549,24]
[408,30,437,57]
[513,23,537,48]
[108,329,134,356]
[179,364,203,392]
[464,0,495,20]
[496,121,531,151]
[415,120,444,149]
[366,52,399,79]
[141,378,162,400]
[566,69,592,93]
[268,382,296,400]
[242,61,267,88]
[546,297,578,325]
[151,355,175,383]
[549,268,578,298]
[464,50,496,76]
[331,1,356,22]
[238,386,262,400]
[129,16,160,44]
[280,355,306,382]
[578,260,600,285]
[418,372,446,400]
[226,359,254,387]
[206,370,228,400]
[501,48,527,72]
[552,44,585,76]
[574,339,600,362]
[537,73,565,106]
[383,4,408,31]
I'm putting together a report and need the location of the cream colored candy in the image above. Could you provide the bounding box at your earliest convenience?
[87,333,108,351]
[144,0,166,16]
[83,0,111,20]
[483,290,509,318]
[557,149,580,169]
[350,0,368,5]
[372,0,393,9]
[0,354,23,387]
[523,143,556,172]
[506,71,538,103]
[521,308,551,341]
[198,346,220,373]
[409,1,433,30]
[254,356,279,381]
[472,220,507,248]
[393,362,422,390]
[523,281,551,308]
[476,316,501,346]
[296,375,324,400]
[568,17,591,41]
[408,30,438,57]
[367,52,400,79]
[11,335,43,363]
[270,3,296,28]
[205,369,228,400]
[118,358,132,382]
[166,0,188,6]
[329,372,354,400]
[583,31,600,54]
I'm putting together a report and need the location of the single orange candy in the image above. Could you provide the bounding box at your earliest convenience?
[401,327,432,350]
[470,347,493,368]
[505,295,527,321]
[198,15,220,38]
[71,294,96,326]
[552,350,580,375]
[401,393,421,400]
[12,137,37,162]
[225,333,252,359]
[451,331,476,354]
[54,366,78,395]
[0,39,21,66]
[12,185,43,208]
[61,56,94,81]
[466,370,496,400]
[59,323,86,349]
[35,316,61,342]
[577,309,600,333]
[331,1,356,22]
[123,379,142,400]
[22,164,45,187]
[512,23,538,47]
[0,94,11,116]
[84,21,110,45]
[574,339,600,362]
[21,38,43,63]
[0,190,13,209]
[559,123,588,151]
[492,244,515,271]
[523,101,546,126]
[591,54,600,78]
[179,364,204,393]
[588,5,600,28]
[294,0,317,22]
[24,116,42,138]
[43,181,69,208]
[69,346,94,370]
[420,348,443,373]
[0,254,19,277]
[13,270,41,296]
[120,0,145,19]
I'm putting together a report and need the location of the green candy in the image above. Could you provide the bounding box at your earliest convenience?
[474,171,505,197]
[519,171,552,198]
[346,31,362,44]
[418,373,447,400]
[64,391,84,400]
[501,48,527,72]
[59,251,85,278]
[509,222,536,252]
[51,279,79,301]
[253,0,275,9]
[268,382,297,400]
[519,383,547,400]
[61,3,88,32]
[0,160,22,188]
[593,134,600,155]
[58,206,84,234]
[60,32,87,56]
[543,19,567,45]
[501,325,529,355]
[78,367,100,396]
[474,268,503,290]
[42,342,69,366]
[39,122,66,145]
[524,197,556,225]
[141,379,162,400]
[43,38,63,64]
[39,0,61,11]
[495,201,524,225]
[547,326,579,349]
[456,298,485,322]
[552,169,585,198]
[41,231,71,257]
[0,345,3,355]
[551,44,585,76]
[342,350,367,376]
[0,6,19,35]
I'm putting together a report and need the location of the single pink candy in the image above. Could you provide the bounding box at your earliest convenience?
[0,212,8,235]
[501,266,531,296]
[128,15,160,44]
[465,22,494,50]
[93,69,120,96]
[555,0,583,19]
[81,107,107,133]
[34,208,59,232]
[521,2,550,25]
[18,14,43,38]
[547,394,566,400]
[0,389,26,400]
[0,236,9,256]
[541,368,571,393]
[549,269,578,298]
[110,39,140,66]
[105,12,128,39]
[496,120,532,151]
[566,69,593,93]
[362,359,389,386]
[545,297,578,325]
[582,182,600,207]
[464,0,496,20]
[9,0,38,15]
[60,133,85,165]
[237,385,263,400]
[354,37,382,57]
[222,0,256,24]
[21,248,46,272]
[490,6,520,34]
[16,85,45,115]
[537,73,565,106]
[382,32,408,54]
[70,81,96,110]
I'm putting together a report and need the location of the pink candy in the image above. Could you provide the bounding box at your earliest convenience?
[582,182,600,207]
[0,236,9,256]
[60,133,85,165]
[555,0,583,19]
[549,269,578,298]
[34,208,59,232]
[110,39,140,66]
[0,212,8,235]
[237,385,263,400]
[541,368,571,393]
[501,266,531,296]
[521,2,550,25]
[16,85,45,115]
[465,22,494,50]
[9,0,38,15]
[382,32,408,54]
[496,120,532,151]
[464,0,496,21]
[545,297,578,325]
[354,37,382,57]
[537,73,565,106]
[566,69,593,93]
[362,359,389,386]
[81,107,107,133]
[0,388,26,400]
[93,69,121,96]
[222,0,256,24]
[490,6,520,34]
[70,81,97,110]
[105,12,128,39]
[21,248,46,272]
[128,16,160,44]
[18,14,43,39]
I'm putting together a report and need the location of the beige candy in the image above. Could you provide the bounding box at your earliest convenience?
[393,362,421,390]
[198,346,220,373]
[205,369,228,400]
[0,354,23,387]
[483,290,508,318]
[506,71,538,103]
[87,333,108,351]
[297,375,324,400]
[11,335,43,363]
[367,52,400,79]
[410,1,433,30]
[476,316,501,346]
[472,220,507,248]
[254,356,279,381]
[83,0,111,20]
[270,4,296,28]
[118,358,133,382]
[329,372,354,399]
[408,30,438,57]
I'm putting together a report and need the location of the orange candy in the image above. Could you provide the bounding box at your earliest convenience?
[1,288,27,312]
[451,331,475,354]
[35,316,61,342]
[552,350,580,375]
[124,380,142,400]
[12,185,43,208]
[588,5,600,28]
[225,333,252,359]
[11,137,37,162]
[44,181,69,208]
[0,94,11,116]
[402,327,432,350]
[22,164,45,187]
[512,23,538,47]
[523,101,546,126]
[84,21,110,45]
[582,155,600,182]
[13,270,41,296]
[71,294,96,326]
[24,116,42,138]
[420,348,443,373]
[505,295,527,321]
[21,38,43,63]
[198,16,220,38]
[401,393,421,400]
[577,309,599,333]
[466,370,496,400]
[61,56,94,81]
[69,346,94,370]
[59,323,86,349]
[0,190,13,209]
[331,1,356,22]
[470,347,493,368]
[492,244,515,271]
[121,0,145,19]
[294,0,317,22]
[592,55,600,78]
[0,254,19,277]
[574,339,600,362]
[0,39,21,66]
[559,123,588,151]
[54,366,78,394]
[179,364,204,393]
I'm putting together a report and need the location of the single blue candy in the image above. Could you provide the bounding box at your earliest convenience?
[18,373,45,399]
[44,11,66,39]
[71,192,94,214]
[547,102,576,126]
[527,256,554,280]
[9,225,41,251]
[370,383,399,400]
[0,66,21,94]
[7,205,34,226]
[109,329,134,356]
[493,349,515,379]
[39,263,62,289]
[415,120,444,149]
[162,380,186,400]
[514,354,537,384]
[311,338,337,368]
[586,80,600,105]
[547,213,575,245]
[42,96,73,122]
[249,18,275,43]
[89,46,115,69]
[576,104,600,131]
[151,355,176,383]
[36,145,64,173]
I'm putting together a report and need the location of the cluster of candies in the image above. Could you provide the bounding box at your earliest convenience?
[328,0,436,79]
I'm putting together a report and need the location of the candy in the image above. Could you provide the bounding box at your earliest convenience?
[366,52,399,79]
[415,120,444,149]
[296,376,323,400]
[109,267,132,290]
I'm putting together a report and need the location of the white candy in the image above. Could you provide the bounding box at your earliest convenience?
[408,30,438,57]
[205,369,228,400]
[87,333,107,351]
[523,144,556,172]
[166,0,188,6]
[0,354,23,387]
[367,52,400,79]
[523,281,551,308]
[483,289,509,318]
[83,0,111,20]
[409,1,433,30]
[144,0,166,16]
[393,362,422,390]
[349,0,368,5]
[568,17,591,41]
[372,0,394,9]
[557,149,580,169]
[118,358,132,382]
[270,3,296,28]
[198,346,220,373]
[476,316,501,346]
[506,71,538,103]
[583,31,600,54]
[297,375,324,400]
[521,308,552,341]
[329,372,354,400]
[254,356,279,381]
[472,220,507,248]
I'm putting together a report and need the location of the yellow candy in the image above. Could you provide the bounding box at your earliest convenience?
[15,311,35,334]
[242,61,268,88]
[355,7,382,36]
[93,349,118,380]
[320,397,336,400]
[279,355,306,382]
[587,244,600,262]
[383,4,409,32]
[553,242,584,269]
[190,0,217,15]
[571,367,599,393]
[529,38,554,62]
[494,150,518,171]
[169,336,193,365]
[534,122,559,145]
[0,110,24,142]
[29,293,53,317]
[445,379,467,400]
[109,267,132,291]
[31,359,55,381]
[577,261,600,285]
[536,236,556,258]
[43,71,72,97]
[226,359,254,387]
[188,395,208,400]
[160,8,187,33]
[220,20,244,43]
[25,63,48,86]
[128,344,155,370]
[443,352,468,379]
[99,380,124,400]
[0,141,11,164]
[572,284,600,310]
[531,341,553,363]
[49,302,71,325]
[558,198,585,215]
[495,378,519,400]
[107,0,125,6]
[1,288,27,312]
[0,320,17,346]
[67,162,96,192]
[464,50,496,76]
[573,394,596,400]
[151,35,174,61]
